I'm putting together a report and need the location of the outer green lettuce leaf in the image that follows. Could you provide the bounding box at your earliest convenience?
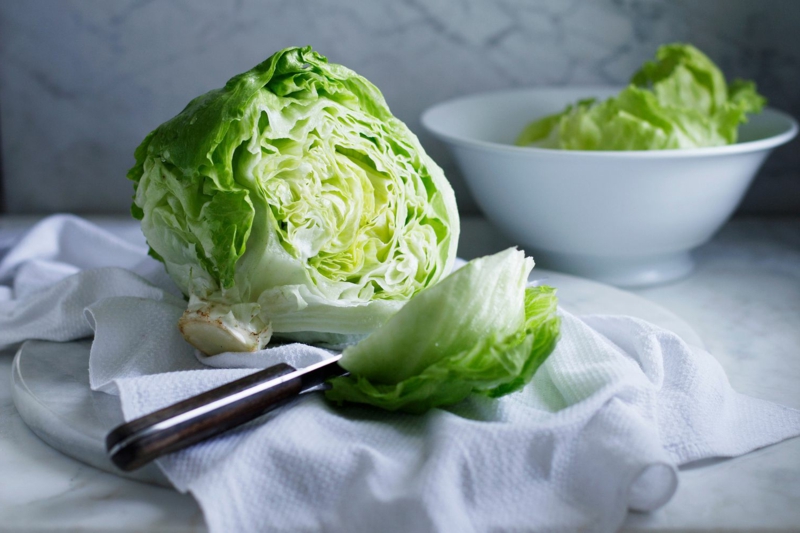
[516,43,766,150]
[129,47,459,352]
[326,249,561,413]
[631,43,728,115]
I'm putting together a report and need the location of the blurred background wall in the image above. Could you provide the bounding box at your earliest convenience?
[1,0,798,216]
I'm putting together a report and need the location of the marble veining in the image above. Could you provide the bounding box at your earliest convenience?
[1,0,798,215]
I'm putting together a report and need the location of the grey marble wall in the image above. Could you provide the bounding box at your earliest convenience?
[1,0,798,215]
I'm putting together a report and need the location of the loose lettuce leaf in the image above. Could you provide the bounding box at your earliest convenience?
[326,249,561,413]
[128,47,459,351]
[516,43,766,150]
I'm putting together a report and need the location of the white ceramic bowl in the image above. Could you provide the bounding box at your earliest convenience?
[422,87,798,287]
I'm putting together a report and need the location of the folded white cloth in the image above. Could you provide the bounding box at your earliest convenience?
[2,215,799,533]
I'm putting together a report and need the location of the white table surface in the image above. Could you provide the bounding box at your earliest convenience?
[1,215,799,532]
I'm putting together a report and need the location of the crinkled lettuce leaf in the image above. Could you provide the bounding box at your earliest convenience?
[326,248,561,413]
[128,47,459,353]
[516,43,766,150]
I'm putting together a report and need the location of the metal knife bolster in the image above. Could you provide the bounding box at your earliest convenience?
[296,356,351,391]
[106,356,347,471]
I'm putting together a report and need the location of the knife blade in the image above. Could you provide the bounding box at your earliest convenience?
[106,355,347,471]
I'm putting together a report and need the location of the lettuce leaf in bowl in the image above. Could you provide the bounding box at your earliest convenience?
[516,43,766,150]
[327,248,561,413]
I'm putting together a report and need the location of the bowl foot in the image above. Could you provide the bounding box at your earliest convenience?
[531,250,695,288]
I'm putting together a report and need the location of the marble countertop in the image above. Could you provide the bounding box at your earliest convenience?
[1,215,799,532]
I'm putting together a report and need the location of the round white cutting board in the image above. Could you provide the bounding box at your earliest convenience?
[11,269,703,489]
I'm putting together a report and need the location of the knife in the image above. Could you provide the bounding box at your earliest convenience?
[106,356,347,471]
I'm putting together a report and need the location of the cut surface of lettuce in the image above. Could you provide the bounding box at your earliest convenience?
[128,46,459,354]
[516,43,766,150]
[326,248,561,413]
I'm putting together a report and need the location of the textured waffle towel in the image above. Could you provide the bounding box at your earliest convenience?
[2,215,799,533]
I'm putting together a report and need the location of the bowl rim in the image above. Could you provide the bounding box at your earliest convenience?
[420,86,799,158]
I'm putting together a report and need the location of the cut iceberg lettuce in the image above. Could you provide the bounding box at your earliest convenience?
[129,47,459,354]
[327,249,561,413]
[516,43,766,150]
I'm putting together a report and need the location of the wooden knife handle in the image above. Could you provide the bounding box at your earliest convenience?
[106,363,301,471]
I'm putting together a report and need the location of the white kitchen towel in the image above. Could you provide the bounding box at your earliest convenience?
[2,215,800,533]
